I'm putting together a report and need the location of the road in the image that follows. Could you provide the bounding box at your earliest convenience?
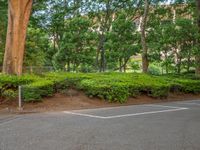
[0,100,200,150]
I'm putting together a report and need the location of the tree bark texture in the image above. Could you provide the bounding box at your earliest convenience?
[141,0,149,73]
[3,0,33,75]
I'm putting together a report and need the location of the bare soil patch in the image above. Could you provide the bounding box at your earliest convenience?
[1,90,200,114]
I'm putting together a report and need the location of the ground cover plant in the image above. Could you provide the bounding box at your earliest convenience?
[1,72,200,103]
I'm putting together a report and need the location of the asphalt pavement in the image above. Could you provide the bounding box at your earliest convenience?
[0,100,200,150]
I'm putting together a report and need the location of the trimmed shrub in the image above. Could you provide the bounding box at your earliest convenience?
[22,80,54,102]
[0,74,39,100]
[174,79,200,94]
[2,89,17,100]
[149,84,170,98]
[0,74,38,86]
[78,79,129,103]
[45,72,91,91]
[1,72,200,103]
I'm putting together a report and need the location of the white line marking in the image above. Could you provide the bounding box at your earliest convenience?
[63,107,188,119]
[0,117,21,126]
[178,102,200,106]
[63,111,106,119]
[63,104,186,113]
[103,108,188,119]
[147,104,185,109]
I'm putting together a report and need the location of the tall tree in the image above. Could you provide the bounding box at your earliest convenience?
[107,11,139,72]
[90,0,117,72]
[196,0,200,75]
[3,0,33,75]
[141,0,150,73]
[0,0,7,66]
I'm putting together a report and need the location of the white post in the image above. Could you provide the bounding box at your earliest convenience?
[18,86,23,110]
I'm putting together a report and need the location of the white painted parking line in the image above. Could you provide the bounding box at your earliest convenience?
[63,104,186,112]
[0,117,21,126]
[100,107,188,119]
[63,111,106,119]
[147,104,186,109]
[178,102,200,106]
[63,105,189,119]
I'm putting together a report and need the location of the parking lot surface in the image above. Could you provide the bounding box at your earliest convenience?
[0,100,200,150]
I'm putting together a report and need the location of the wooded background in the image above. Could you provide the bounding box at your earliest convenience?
[0,0,200,75]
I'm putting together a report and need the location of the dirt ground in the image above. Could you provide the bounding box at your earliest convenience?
[1,89,200,114]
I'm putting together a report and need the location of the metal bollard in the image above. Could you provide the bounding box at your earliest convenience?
[18,86,23,111]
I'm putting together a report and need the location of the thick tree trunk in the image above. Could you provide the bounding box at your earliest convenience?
[3,0,33,76]
[196,0,200,75]
[141,0,149,73]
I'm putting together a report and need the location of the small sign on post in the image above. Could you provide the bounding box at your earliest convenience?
[18,85,23,111]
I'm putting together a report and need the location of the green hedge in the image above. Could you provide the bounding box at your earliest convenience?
[21,72,90,102]
[78,79,130,103]
[1,72,200,103]
[174,79,200,94]
[0,74,39,100]
[45,72,90,90]
[22,80,54,102]
[78,73,171,102]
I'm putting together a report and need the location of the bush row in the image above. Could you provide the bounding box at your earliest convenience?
[1,72,200,103]
[0,74,40,100]
[22,72,91,102]
[22,80,54,102]
[77,73,171,103]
